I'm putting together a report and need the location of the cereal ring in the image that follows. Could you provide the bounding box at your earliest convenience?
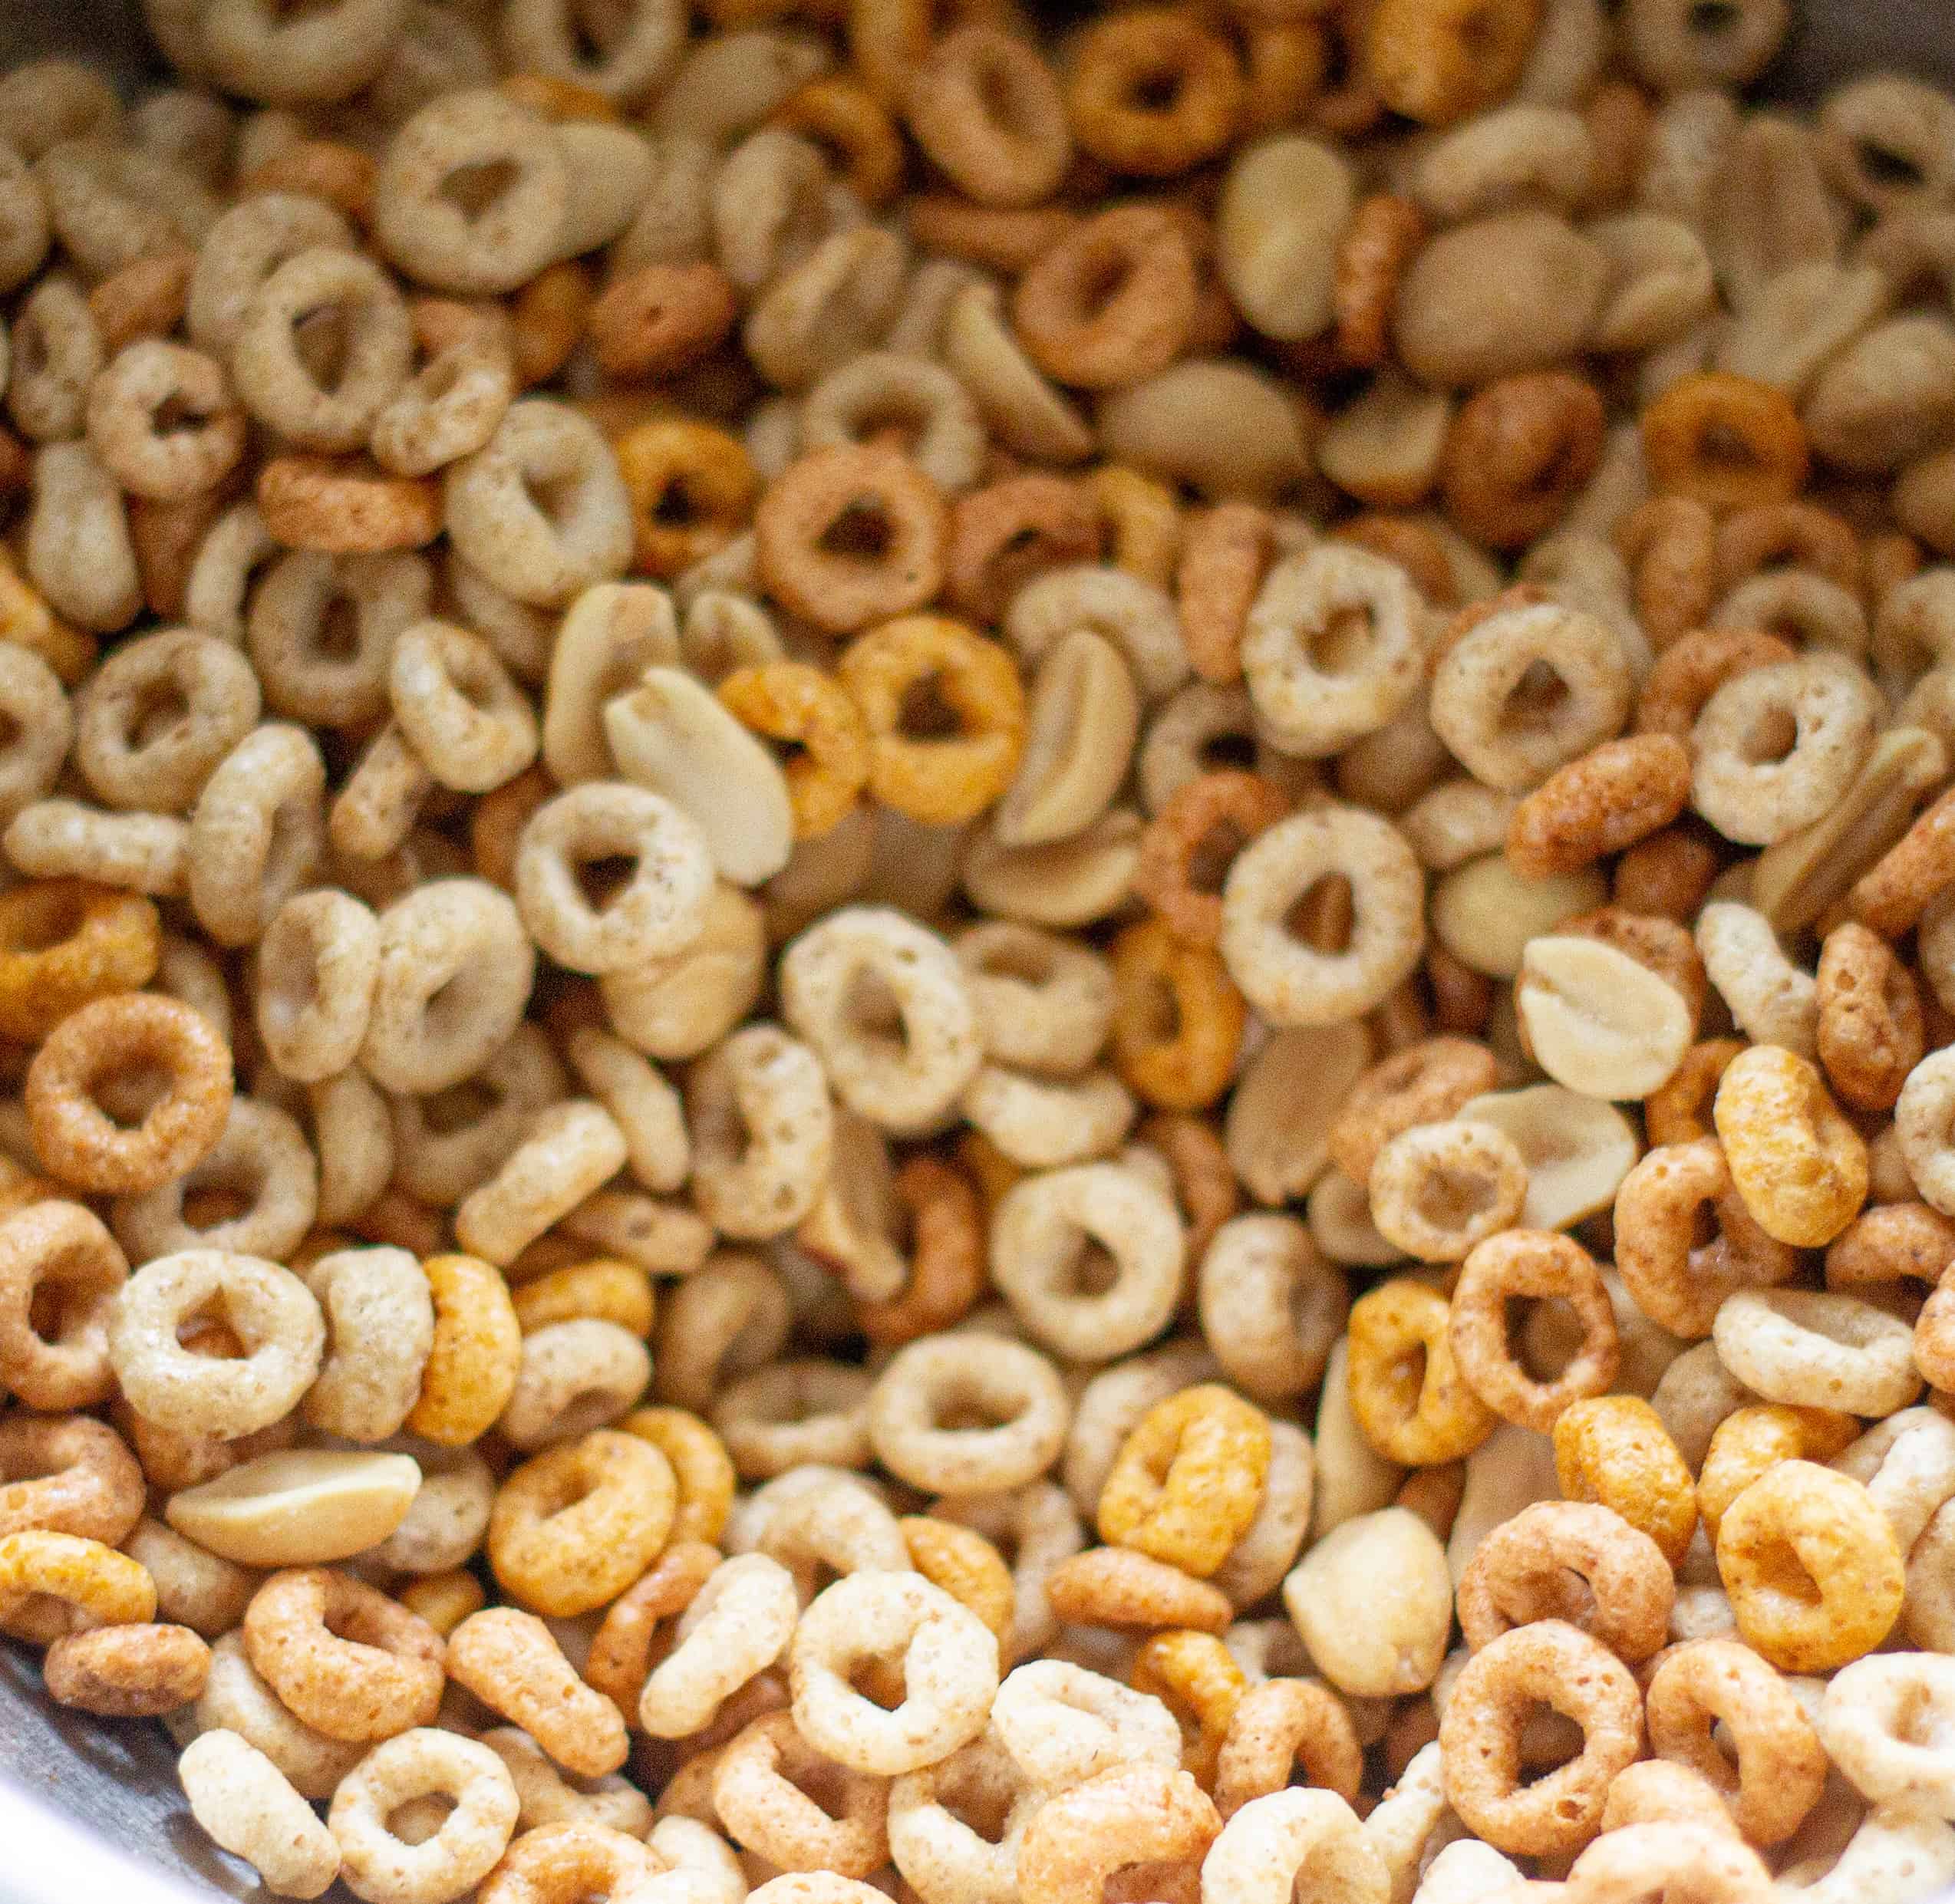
[1096,1385,1271,1580]
[1552,1396,1698,1568]
[1346,1279,1495,1465]
[242,1568,444,1744]
[1641,371,1810,510]
[1713,1044,1869,1248]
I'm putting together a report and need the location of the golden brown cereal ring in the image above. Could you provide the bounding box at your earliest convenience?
[1553,1396,1698,1569]
[1643,1637,1828,1846]
[404,1253,522,1448]
[618,1407,737,1546]
[1641,371,1811,512]
[43,1619,209,1716]
[1044,1545,1233,1636]
[582,1536,720,1713]
[1449,1230,1620,1432]
[488,1429,677,1619]
[1096,1383,1271,1579]
[26,993,232,1197]
[1438,1619,1643,1856]
[588,264,739,384]
[1441,371,1606,553]
[0,881,159,1043]
[615,420,757,581]
[754,444,948,636]
[1716,1459,1904,1672]
[1212,1676,1363,1815]
[0,1201,125,1411]
[1011,207,1197,392]
[242,1566,444,1744]
[719,662,872,840]
[1713,1044,1869,1249]
[1129,1628,1248,1784]
[0,1414,143,1546]
[1696,1403,1858,1547]
[901,1515,1014,1654]
[945,475,1101,628]
[0,1528,154,1642]
[447,1606,630,1780]
[1065,9,1245,177]
[1017,1764,1218,1904]
[856,1156,987,1348]
[1365,0,1544,127]
[772,79,905,209]
[836,614,1026,826]
[1175,502,1273,686]
[1135,770,1292,949]
[1456,1500,1673,1664]
[1109,919,1246,1114]
[1815,920,1924,1113]
[257,453,441,554]
[1346,1278,1497,1465]
[1506,736,1693,881]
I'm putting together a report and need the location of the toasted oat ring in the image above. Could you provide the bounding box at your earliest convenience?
[1438,1619,1643,1857]
[1017,1763,1220,1904]
[1090,465,1181,589]
[242,1566,445,1744]
[837,614,1026,826]
[714,1709,891,1877]
[404,1253,523,1448]
[1011,207,1197,391]
[856,1156,986,1349]
[719,663,872,841]
[1175,502,1273,686]
[0,1414,143,1546]
[0,881,160,1043]
[1212,1678,1364,1815]
[1505,735,1693,880]
[618,1408,736,1547]
[772,79,905,208]
[1135,770,1292,949]
[1096,1382,1271,1579]
[1714,500,1864,598]
[1644,1636,1828,1846]
[1643,1039,1746,1148]
[1815,920,1924,1114]
[1716,1460,1904,1672]
[582,1535,720,1714]
[1366,0,1545,126]
[1614,496,1719,653]
[487,1429,677,1619]
[1333,193,1426,369]
[1551,1396,1698,1569]
[256,453,441,554]
[1449,1230,1620,1431]
[26,993,232,1196]
[1044,1546,1233,1636]
[615,420,757,580]
[1440,372,1606,552]
[947,476,1102,627]
[901,1516,1014,1655]
[1064,8,1245,176]
[42,1619,209,1715]
[1456,1500,1674,1664]
[1130,1629,1248,1784]
[1346,1277,1497,1465]
[0,1198,127,1410]
[477,1822,661,1904]
[754,444,948,636]
[588,264,739,384]
[1641,371,1811,512]
[1109,918,1245,1114]
[0,1529,155,1642]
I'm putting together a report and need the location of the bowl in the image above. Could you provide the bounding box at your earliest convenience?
[1,1,1953,1898]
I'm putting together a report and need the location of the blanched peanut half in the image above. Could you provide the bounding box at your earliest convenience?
[1281,1507,1451,1699]
[1458,1085,1639,1231]
[1515,936,1693,1102]
[1315,372,1454,511]
[993,629,1139,848]
[1429,855,1608,979]
[941,282,1094,466]
[165,1449,421,1566]
[1215,134,1356,343]
[605,667,794,885]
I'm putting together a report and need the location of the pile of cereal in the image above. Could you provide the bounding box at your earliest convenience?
[2,0,1955,1898]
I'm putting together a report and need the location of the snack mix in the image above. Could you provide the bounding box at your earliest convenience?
[8,0,1955,1899]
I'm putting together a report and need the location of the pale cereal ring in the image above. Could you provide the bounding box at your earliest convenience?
[713,1708,889,1876]
[1016,1763,1218,1904]
[329,1726,520,1904]
[1218,806,1425,1027]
